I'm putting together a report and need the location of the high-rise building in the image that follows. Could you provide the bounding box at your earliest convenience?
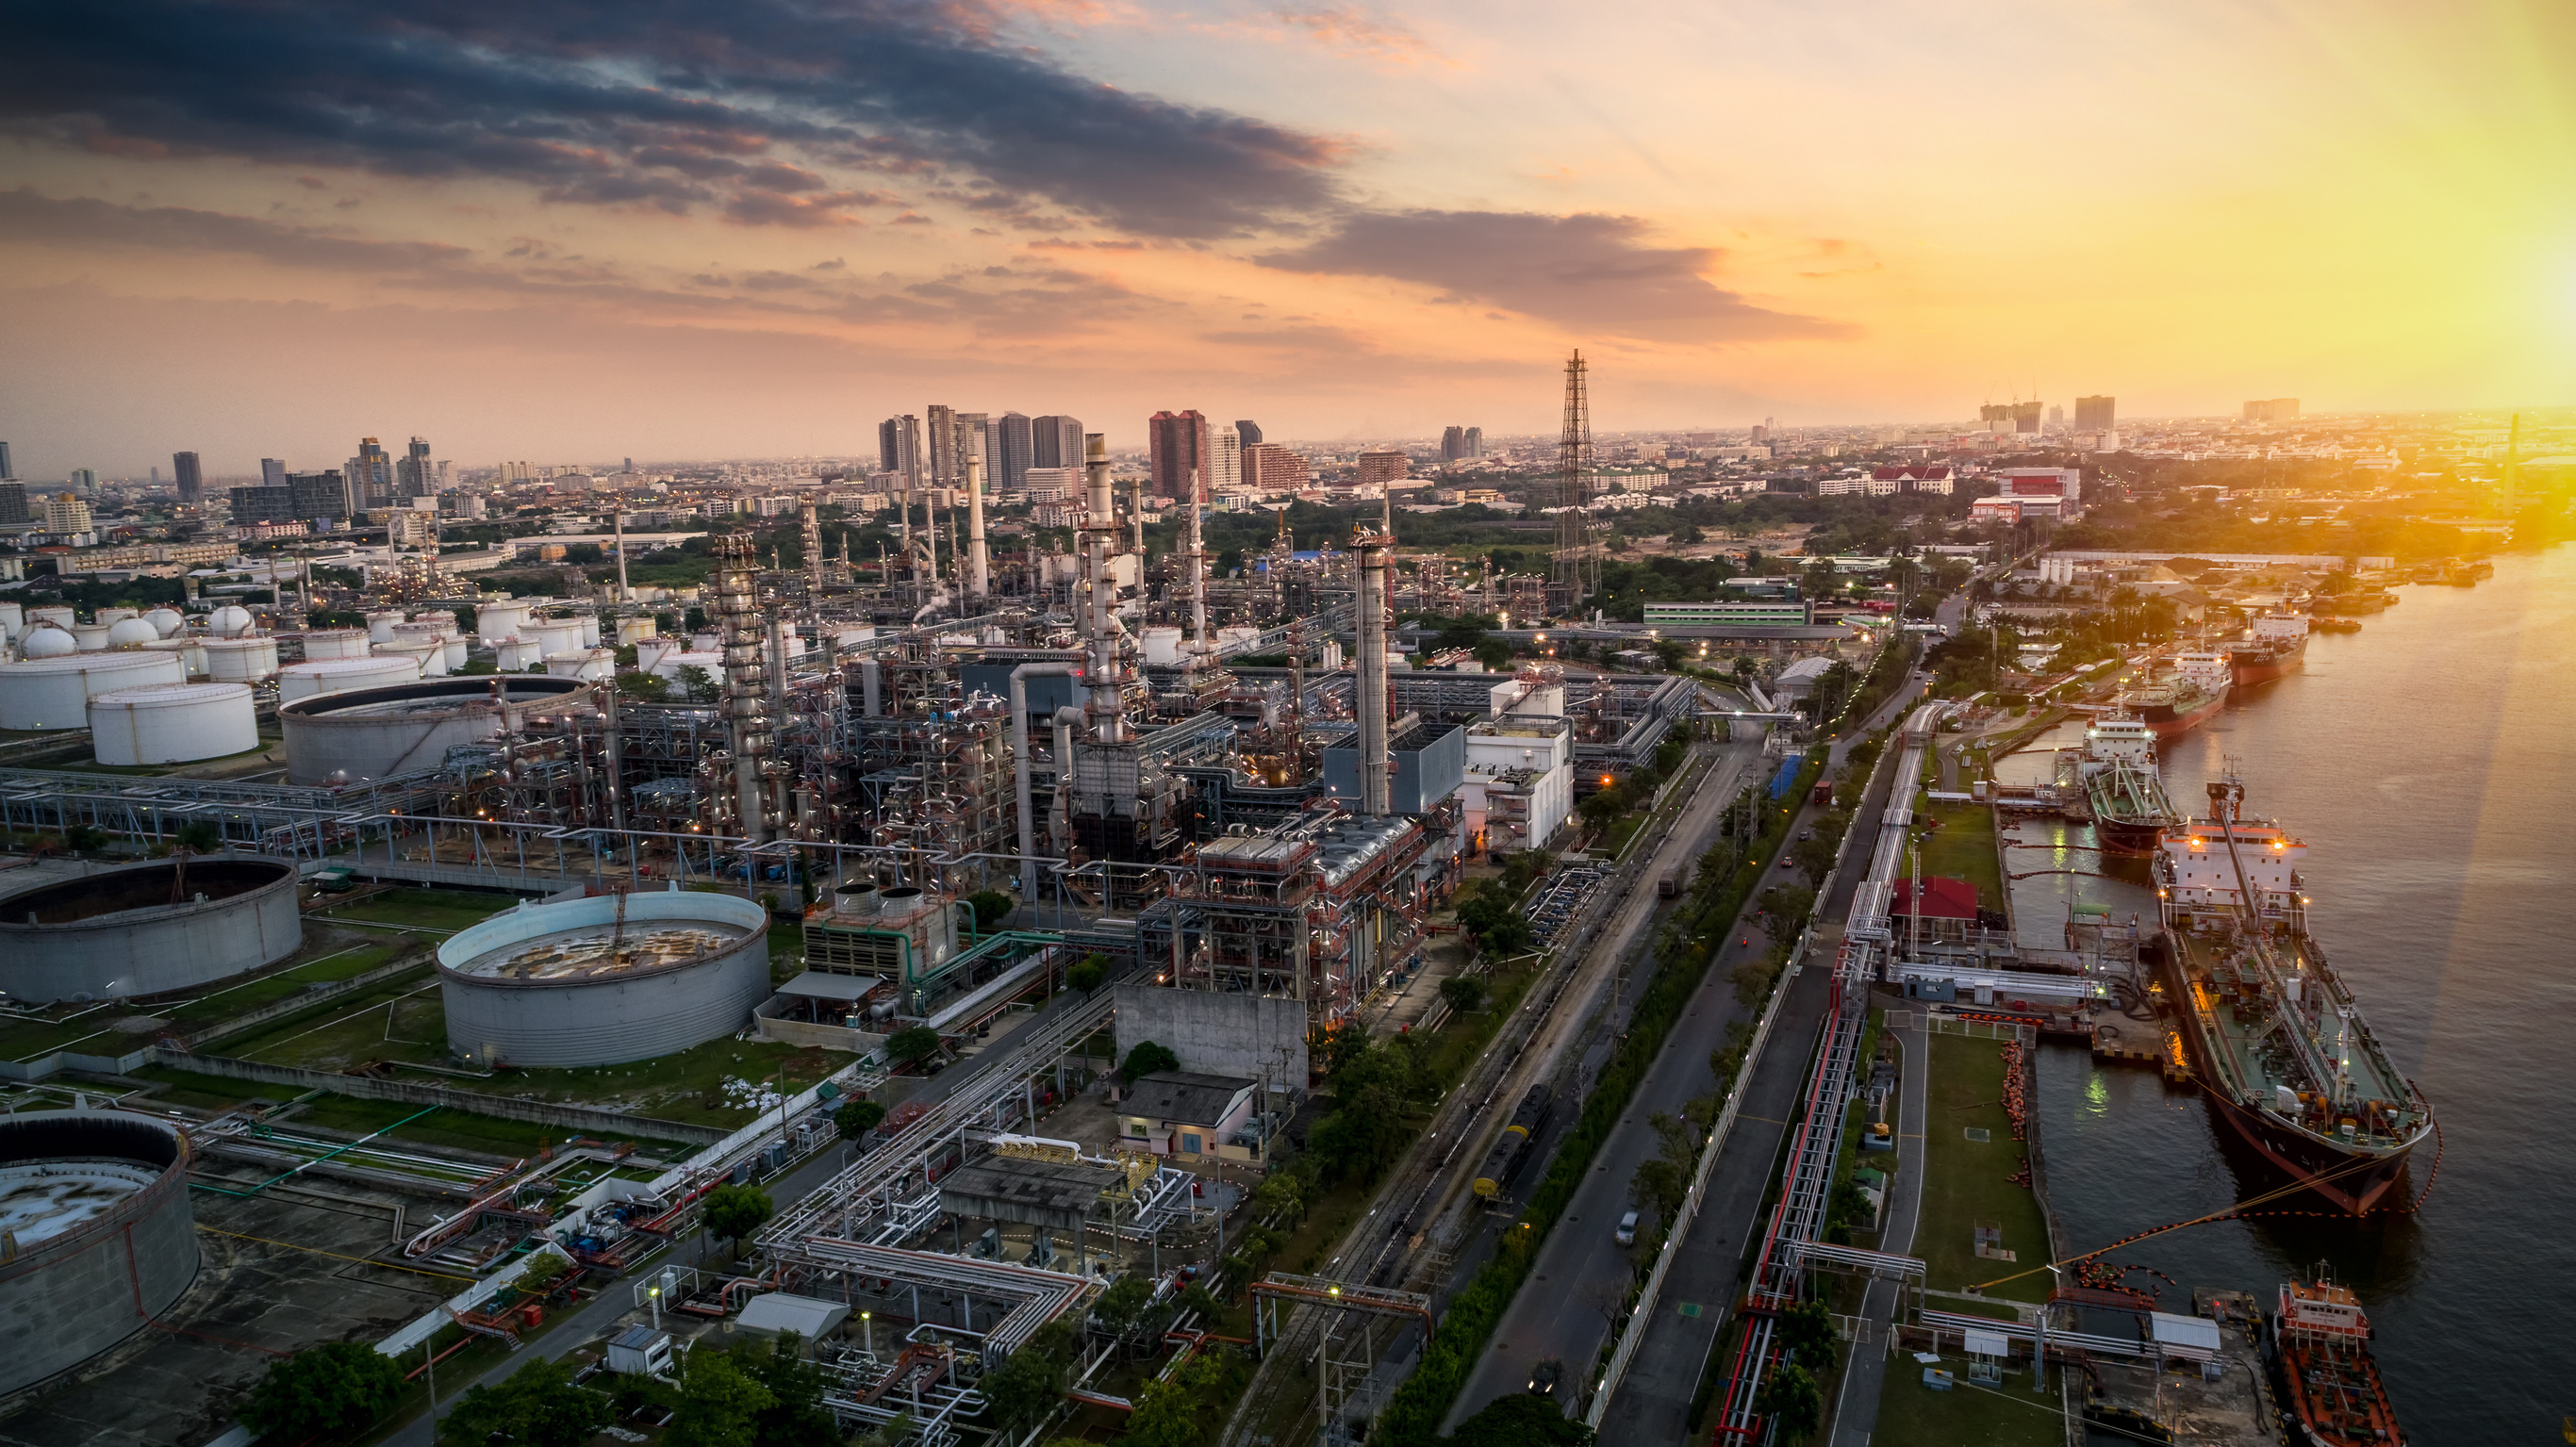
[0,482,25,525]
[1357,450,1409,486]
[1234,419,1263,448]
[2046,405,2064,430]
[228,485,292,523]
[2073,396,2117,431]
[2243,398,2300,422]
[878,416,923,487]
[396,436,437,498]
[1464,426,1483,458]
[1243,443,1308,493]
[70,468,98,493]
[43,492,94,534]
[1148,410,1212,502]
[1441,425,1464,461]
[0,441,12,479]
[289,469,349,523]
[1032,415,1085,470]
[1211,424,1245,494]
[954,412,991,491]
[172,451,203,504]
[925,404,957,485]
[260,457,288,488]
[346,437,394,511]
[994,412,1034,496]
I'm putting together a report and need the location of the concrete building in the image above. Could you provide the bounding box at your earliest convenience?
[993,412,1033,497]
[1148,410,1211,502]
[1643,600,1815,628]
[347,436,394,510]
[2073,395,2117,431]
[1459,716,1572,858]
[1212,423,1243,495]
[1032,415,1085,470]
[171,451,202,505]
[1243,443,1308,493]
[1357,450,1410,486]
[1119,1072,1261,1161]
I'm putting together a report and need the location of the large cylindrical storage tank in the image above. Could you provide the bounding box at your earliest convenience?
[0,652,186,729]
[526,618,584,657]
[376,639,447,678]
[493,636,545,672]
[365,610,407,644]
[616,616,658,647]
[439,635,469,671]
[0,1110,197,1395]
[0,600,22,640]
[635,637,676,673]
[141,606,186,639]
[19,625,76,659]
[476,600,534,639]
[277,676,591,785]
[437,891,770,1067]
[206,605,256,638]
[89,682,259,765]
[650,649,724,685]
[0,855,301,1001]
[104,617,160,650]
[28,605,75,632]
[278,654,421,700]
[70,622,110,652]
[389,620,448,657]
[96,607,138,626]
[203,635,280,682]
[304,628,372,660]
[545,649,614,682]
[576,615,602,649]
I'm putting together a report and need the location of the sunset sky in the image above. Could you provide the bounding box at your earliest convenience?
[0,0,2569,477]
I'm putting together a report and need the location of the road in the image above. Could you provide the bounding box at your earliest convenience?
[1592,676,1924,1442]
[1825,1010,1929,1445]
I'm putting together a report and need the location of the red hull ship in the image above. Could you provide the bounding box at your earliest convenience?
[2265,1276,2407,1446]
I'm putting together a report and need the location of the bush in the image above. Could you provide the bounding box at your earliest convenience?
[245,1340,405,1443]
[963,889,1014,932]
[884,1026,942,1066]
[1067,953,1108,993]
[1439,975,1489,1013]
[834,1098,886,1141]
[1120,1040,1180,1082]
[701,1183,773,1253]
[436,1354,608,1447]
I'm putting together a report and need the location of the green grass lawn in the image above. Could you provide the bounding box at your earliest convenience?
[0,938,413,1062]
[1913,1033,2053,1304]
[129,1066,698,1159]
[1914,799,2005,913]
[218,970,443,1068]
[312,887,522,932]
[1869,1358,2068,1447]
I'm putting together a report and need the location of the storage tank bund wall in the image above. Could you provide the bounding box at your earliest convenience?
[437,890,770,1068]
[0,1110,198,1394]
[277,676,594,785]
[0,856,301,1002]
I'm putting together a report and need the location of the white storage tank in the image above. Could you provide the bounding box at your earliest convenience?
[278,654,421,700]
[692,630,722,652]
[576,614,602,649]
[142,606,186,638]
[545,649,615,682]
[279,676,593,784]
[366,610,407,644]
[0,651,188,730]
[105,617,160,650]
[304,628,372,660]
[89,682,260,765]
[207,605,257,638]
[377,639,448,678]
[390,619,448,652]
[440,635,468,671]
[203,635,281,682]
[1139,626,1183,666]
[494,636,546,672]
[28,605,75,632]
[615,616,659,647]
[19,625,76,659]
[437,890,770,1067]
[476,600,534,638]
[0,856,301,1002]
[71,622,110,652]
[526,618,584,656]
[96,607,139,626]
[649,649,724,686]
[0,601,22,641]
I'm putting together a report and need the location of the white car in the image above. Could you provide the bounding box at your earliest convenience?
[1615,1209,1641,1246]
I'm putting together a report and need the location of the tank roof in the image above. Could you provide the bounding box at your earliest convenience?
[446,919,750,982]
[0,856,295,927]
[0,1162,155,1246]
[89,682,254,708]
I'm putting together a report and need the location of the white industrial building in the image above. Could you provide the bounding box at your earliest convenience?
[1459,716,1572,858]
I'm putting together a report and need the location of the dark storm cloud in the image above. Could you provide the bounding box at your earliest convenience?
[0,187,475,273]
[1258,209,1844,342]
[0,0,1344,237]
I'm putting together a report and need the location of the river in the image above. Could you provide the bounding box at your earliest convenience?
[1983,543,2575,1443]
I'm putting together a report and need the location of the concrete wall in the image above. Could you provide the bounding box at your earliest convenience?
[148,1049,727,1144]
[1113,983,1307,1093]
[0,1111,199,1395]
[0,856,302,1002]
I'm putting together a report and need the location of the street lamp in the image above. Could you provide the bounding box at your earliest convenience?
[647,1283,661,1330]
[861,1309,873,1357]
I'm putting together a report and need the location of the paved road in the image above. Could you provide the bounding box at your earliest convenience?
[1594,679,1924,1442]
[1826,1011,1929,1445]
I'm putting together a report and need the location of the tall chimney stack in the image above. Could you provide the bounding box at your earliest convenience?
[1357,539,1391,814]
[966,447,991,602]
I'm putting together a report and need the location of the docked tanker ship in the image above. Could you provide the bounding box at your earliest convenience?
[2065,711,2178,854]
[2153,774,2434,1214]
[2124,650,2232,738]
[2227,612,2309,688]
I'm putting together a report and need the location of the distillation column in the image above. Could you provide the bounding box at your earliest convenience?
[1082,433,1130,747]
[713,536,771,843]
[1185,467,1210,669]
[1357,540,1390,814]
[966,448,991,603]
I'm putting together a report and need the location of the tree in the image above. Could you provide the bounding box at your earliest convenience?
[173,820,223,853]
[1754,1360,1823,1440]
[701,1183,774,1256]
[676,664,718,702]
[1120,1040,1180,1083]
[1777,1298,1841,1373]
[980,1318,1079,1434]
[834,1098,886,1142]
[669,1350,774,1447]
[244,1340,406,1443]
[963,889,1015,932]
[1067,953,1108,993]
[1578,790,1624,831]
[884,1026,943,1067]
[617,669,670,700]
[1790,832,1840,884]
[1122,1350,1240,1447]
[735,1333,839,1447]
[1473,637,1514,672]
[1090,1276,1157,1352]
[1449,1390,1595,1446]
[1757,886,1814,943]
[1439,975,1489,1014]
[436,1354,610,1447]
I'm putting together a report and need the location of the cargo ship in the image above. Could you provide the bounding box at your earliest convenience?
[2225,613,2309,688]
[2067,711,2177,854]
[2153,774,2433,1214]
[2122,651,2231,738]
[2265,1275,2407,1446]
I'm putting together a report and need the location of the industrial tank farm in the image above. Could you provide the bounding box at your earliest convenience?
[277,675,593,785]
[436,890,770,1068]
[0,856,302,1002]
[0,1110,197,1395]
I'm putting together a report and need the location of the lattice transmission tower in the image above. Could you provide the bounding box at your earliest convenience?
[1550,349,1599,611]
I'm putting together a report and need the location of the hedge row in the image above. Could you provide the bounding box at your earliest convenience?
[1374,746,1830,1445]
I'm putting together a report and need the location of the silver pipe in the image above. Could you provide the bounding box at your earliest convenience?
[1357,540,1390,814]
[1010,662,1081,867]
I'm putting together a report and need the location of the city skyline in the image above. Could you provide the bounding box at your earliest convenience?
[0,1,2568,477]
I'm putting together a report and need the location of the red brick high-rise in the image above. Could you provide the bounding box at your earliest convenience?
[1148,410,1211,502]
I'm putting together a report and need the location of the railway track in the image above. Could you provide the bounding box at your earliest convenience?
[1220,744,1755,1447]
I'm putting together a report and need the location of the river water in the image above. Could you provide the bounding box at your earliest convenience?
[1984,544,2576,1443]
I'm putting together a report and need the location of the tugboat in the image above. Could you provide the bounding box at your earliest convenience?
[2265,1274,2407,1446]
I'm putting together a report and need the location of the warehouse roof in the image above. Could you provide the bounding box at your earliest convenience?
[1125,1072,1258,1126]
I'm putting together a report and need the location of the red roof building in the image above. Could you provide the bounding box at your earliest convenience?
[1891,876,1979,920]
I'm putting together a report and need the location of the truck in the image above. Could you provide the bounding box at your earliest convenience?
[1658,871,1679,898]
